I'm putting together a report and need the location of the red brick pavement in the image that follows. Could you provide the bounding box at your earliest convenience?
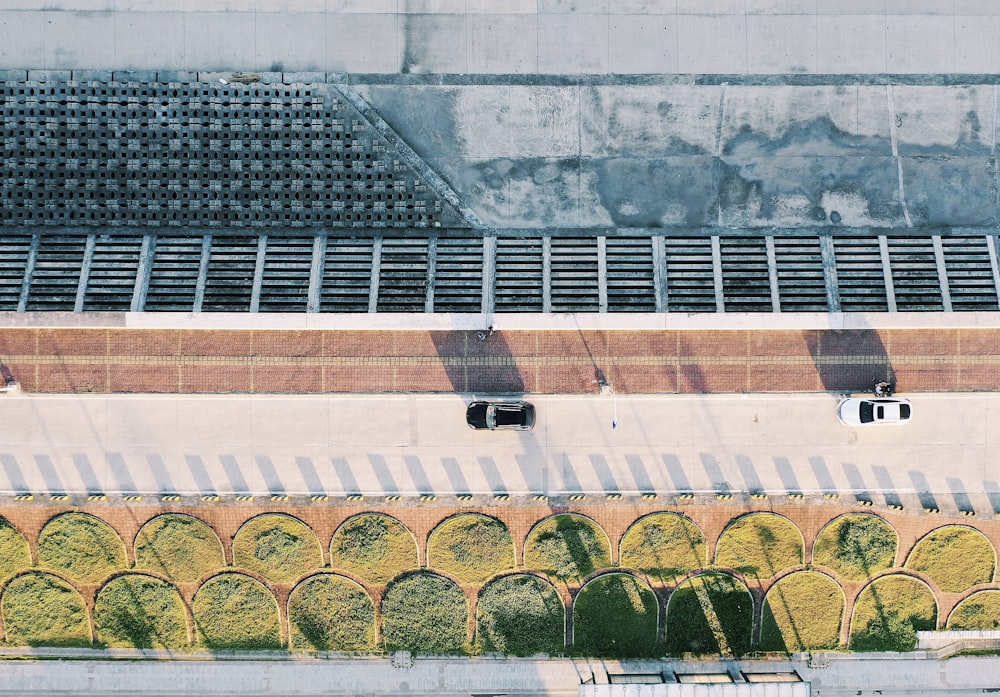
[1,327,998,394]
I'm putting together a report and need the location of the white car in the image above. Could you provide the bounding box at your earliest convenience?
[837,397,912,426]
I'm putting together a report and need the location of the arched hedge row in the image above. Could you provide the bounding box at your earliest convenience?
[0,510,997,655]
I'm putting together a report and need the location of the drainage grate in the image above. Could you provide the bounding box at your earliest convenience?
[0,233,32,310]
[144,235,203,311]
[378,237,427,313]
[550,237,599,312]
[720,237,771,312]
[434,237,483,313]
[494,237,543,312]
[26,236,87,311]
[258,236,312,312]
[773,236,828,312]
[83,235,142,311]
[833,236,889,312]
[888,237,943,311]
[202,235,256,312]
[941,235,998,311]
[321,238,374,312]
[606,236,655,312]
[664,237,716,313]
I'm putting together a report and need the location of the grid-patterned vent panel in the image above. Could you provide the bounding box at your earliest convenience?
[606,237,655,312]
[833,237,889,312]
[720,237,771,312]
[0,234,32,310]
[664,237,716,313]
[83,235,142,311]
[145,235,203,311]
[321,238,374,312]
[888,237,943,311]
[258,236,312,312]
[773,236,828,311]
[378,238,428,313]
[202,236,257,312]
[434,237,483,313]
[550,237,599,312]
[495,237,543,312]
[0,81,465,229]
[941,235,998,311]
[26,236,87,311]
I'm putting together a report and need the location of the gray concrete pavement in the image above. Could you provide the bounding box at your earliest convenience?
[1,1,1000,75]
[1,392,997,512]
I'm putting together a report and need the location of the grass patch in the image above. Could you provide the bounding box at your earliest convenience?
[94,574,188,649]
[714,513,803,580]
[37,512,127,584]
[428,514,515,584]
[381,572,468,654]
[135,514,226,584]
[851,575,937,652]
[1,572,91,647]
[948,591,1000,630]
[813,513,897,581]
[330,514,418,584]
[758,571,843,652]
[0,516,31,583]
[665,573,753,657]
[524,514,612,583]
[288,574,376,651]
[192,573,282,650]
[619,513,706,584]
[904,525,994,593]
[477,574,564,656]
[573,574,658,658]
[233,514,322,584]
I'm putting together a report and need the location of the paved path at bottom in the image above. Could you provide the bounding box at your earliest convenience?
[0,651,998,696]
[1,327,998,395]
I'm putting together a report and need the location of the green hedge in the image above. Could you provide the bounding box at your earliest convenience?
[233,514,323,584]
[381,572,468,654]
[524,515,612,582]
[288,574,376,651]
[0,516,31,583]
[574,574,658,658]
[428,514,515,584]
[714,513,803,580]
[37,512,127,584]
[619,513,706,583]
[192,573,282,650]
[477,574,564,656]
[1,572,91,647]
[904,525,995,593]
[948,591,1000,630]
[813,513,897,581]
[759,571,843,652]
[94,574,188,649]
[665,573,753,657]
[135,514,226,584]
[851,575,937,651]
[330,514,418,584]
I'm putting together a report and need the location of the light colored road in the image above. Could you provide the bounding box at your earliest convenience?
[0,392,997,512]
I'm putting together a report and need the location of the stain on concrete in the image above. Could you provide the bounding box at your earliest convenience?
[589,158,717,227]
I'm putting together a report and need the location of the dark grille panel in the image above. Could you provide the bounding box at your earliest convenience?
[495,237,543,312]
[202,236,256,312]
[888,237,943,311]
[720,237,771,312]
[434,238,482,313]
[664,237,716,313]
[378,238,427,313]
[145,235,202,311]
[83,235,142,311]
[773,236,828,312]
[0,234,32,310]
[321,238,374,312]
[942,235,998,311]
[26,236,86,311]
[550,237,599,312]
[606,237,655,312]
[834,237,889,312]
[258,236,312,312]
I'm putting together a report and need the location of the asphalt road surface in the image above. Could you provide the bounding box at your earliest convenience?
[0,392,996,513]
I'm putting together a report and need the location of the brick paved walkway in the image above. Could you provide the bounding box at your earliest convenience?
[0,327,997,394]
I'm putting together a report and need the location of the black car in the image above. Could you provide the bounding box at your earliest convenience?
[466,401,536,431]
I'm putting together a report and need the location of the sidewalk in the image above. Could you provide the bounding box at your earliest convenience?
[0,326,997,395]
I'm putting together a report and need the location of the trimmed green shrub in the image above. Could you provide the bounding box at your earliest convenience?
[0,516,31,583]
[477,574,564,656]
[428,514,515,584]
[948,591,1000,630]
[813,513,896,581]
[759,571,843,652]
[37,512,127,584]
[192,573,281,650]
[619,513,706,584]
[233,514,322,584]
[381,572,468,654]
[330,514,418,584]
[665,573,753,657]
[524,515,612,583]
[574,574,658,658]
[851,575,937,651]
[714,513,803,580]
[904,525,995,593]
[135,514,225,584]
[288,574,376,651]
[2,572,90,647]
[94,574,188,649]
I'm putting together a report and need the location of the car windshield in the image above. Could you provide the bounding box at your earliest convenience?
[859,401,875,424]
